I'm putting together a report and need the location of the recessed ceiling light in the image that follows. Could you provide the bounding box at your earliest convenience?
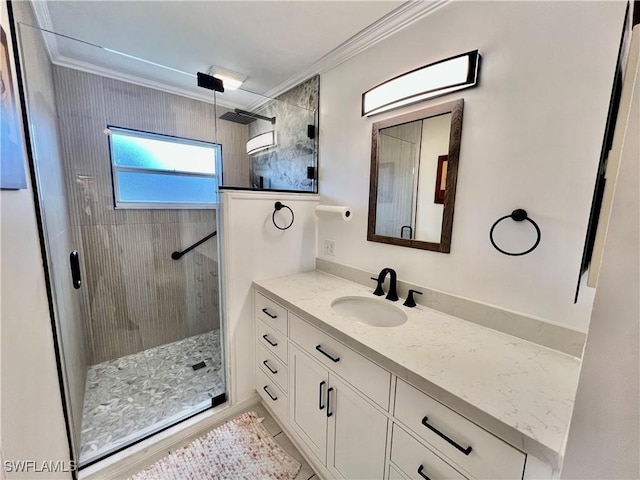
[208,66,247,91]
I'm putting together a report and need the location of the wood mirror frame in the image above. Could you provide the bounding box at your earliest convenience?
[367,99,464,253]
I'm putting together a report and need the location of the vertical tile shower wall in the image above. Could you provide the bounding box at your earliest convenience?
[53,66,248,364]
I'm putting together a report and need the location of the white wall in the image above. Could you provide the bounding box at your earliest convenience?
[318,1,626,331]
[220,191,319,404]
[561,24,640,479]
[0,1,71,478]
[415,113,449,242]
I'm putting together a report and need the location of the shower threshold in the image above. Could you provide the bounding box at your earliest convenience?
[79,330,225,466]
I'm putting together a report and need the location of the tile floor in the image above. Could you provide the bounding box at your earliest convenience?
[131,403,317,480]
[80,330,225,464]
[241,403,318,480]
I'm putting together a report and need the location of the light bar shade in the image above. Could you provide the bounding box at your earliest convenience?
[247,131,276,155]
[362,50,480,116]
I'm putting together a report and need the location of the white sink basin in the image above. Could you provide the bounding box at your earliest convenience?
[331,296,407,327]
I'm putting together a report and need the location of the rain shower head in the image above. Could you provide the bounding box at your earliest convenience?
[219,111,257,125]
[218,109,276,125]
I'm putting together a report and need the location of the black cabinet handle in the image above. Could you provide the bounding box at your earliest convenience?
[262,308,278,319]
[326,387,334,418]
[319,381,326,410]
[262,334,278,347]
[69,250,81,290]
[263,360,277,374]
[421,416,472,456]
[316,345,340,363]
[263,386,277,401]
[417,465,431,480]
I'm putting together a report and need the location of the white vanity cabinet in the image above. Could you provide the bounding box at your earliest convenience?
[394,379,526,480]
[255,290,389,479]
[290,344,389,480]
[254,288,530,480]
[255,293,290,425]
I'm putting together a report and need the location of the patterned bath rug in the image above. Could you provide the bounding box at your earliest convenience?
[129,411,301,480]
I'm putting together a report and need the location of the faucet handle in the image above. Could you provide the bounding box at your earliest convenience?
[370,277,385,296]
[403,289,423,308]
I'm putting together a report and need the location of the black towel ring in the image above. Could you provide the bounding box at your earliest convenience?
[272,201,294,230]
[489,209,541,256]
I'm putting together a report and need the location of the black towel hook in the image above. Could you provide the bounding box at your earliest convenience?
[489,209,541,256]
[272,201,294,230]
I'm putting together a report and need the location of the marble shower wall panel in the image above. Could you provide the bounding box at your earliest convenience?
[53,66,230,363]
[249,75,319,191]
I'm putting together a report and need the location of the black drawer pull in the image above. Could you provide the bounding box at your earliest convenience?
[316,345,340,363]
[263,360,278,374]
[319,381,326,410]
[262,308,278,319]
[326,387,334,417]
[263,386,277,401]
[421,416,472,456]
[417,465,431,480]
[262,334,278,347]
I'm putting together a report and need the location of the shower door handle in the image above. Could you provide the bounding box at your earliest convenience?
[69,250,82,290]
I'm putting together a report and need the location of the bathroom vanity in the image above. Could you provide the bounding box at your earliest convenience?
[253,270,580,480]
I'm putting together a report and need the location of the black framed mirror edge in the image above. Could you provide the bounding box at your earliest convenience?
[367,98,464,253]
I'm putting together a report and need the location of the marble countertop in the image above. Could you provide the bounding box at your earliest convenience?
[254,270,581,469]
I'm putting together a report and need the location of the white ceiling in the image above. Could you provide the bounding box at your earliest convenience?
[32,1,445,106]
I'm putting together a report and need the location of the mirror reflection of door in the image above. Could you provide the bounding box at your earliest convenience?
[375,122,421,238]
[375,112,452,243]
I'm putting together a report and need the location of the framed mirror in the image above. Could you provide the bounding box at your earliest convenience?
[367,99,464,253]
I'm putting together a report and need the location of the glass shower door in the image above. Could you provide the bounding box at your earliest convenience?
[17,21,227,467]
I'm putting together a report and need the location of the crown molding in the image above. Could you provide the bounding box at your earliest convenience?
[263,0,450,99]
[52,55,236,109]
[29,0,59,61]
[28,0,448,108]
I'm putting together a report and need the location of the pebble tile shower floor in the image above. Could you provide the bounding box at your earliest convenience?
[79,330,224,463]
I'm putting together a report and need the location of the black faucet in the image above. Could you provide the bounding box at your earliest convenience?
[371,268,398,301]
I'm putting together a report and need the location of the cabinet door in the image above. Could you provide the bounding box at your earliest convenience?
[327,374,388,480]
[290,345,329,463]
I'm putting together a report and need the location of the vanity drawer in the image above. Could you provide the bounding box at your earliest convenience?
[394,379,526,480]
[255,291,288,335]
[256,367,288,425]
[257,343,289,393]
[289,313,391,409]
[256,320,288,364]
[391,424,468,480]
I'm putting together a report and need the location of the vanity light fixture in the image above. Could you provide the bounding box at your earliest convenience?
[362,50,480,116]
[208,66,247,91]
[247,131,276,155]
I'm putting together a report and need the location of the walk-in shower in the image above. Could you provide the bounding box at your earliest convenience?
[16,20,229,466]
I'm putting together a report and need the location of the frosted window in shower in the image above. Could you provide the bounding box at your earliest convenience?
[108,126,221,208]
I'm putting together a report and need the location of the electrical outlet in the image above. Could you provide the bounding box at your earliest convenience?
[324,239,336,256]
